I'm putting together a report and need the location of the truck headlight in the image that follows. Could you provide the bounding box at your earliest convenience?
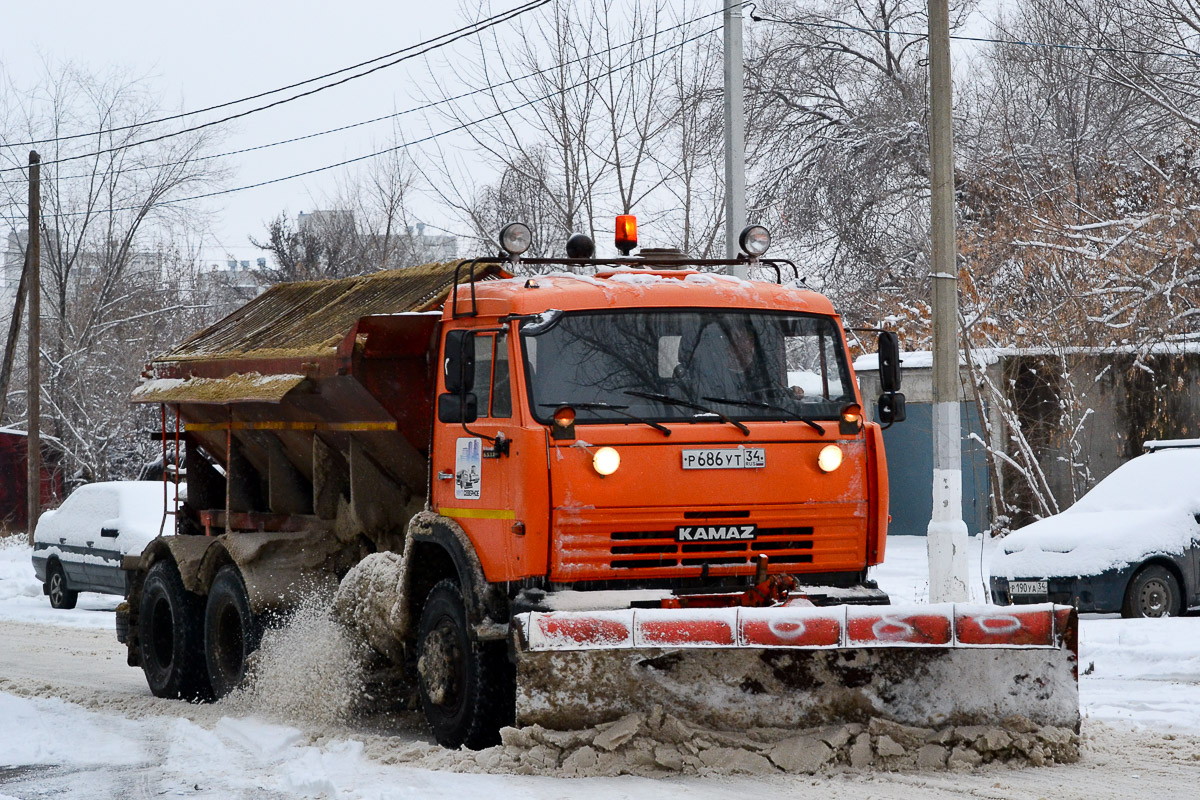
[817,444,843,473]
[593,446,620,476]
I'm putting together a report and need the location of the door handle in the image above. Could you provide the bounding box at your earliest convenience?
[438,471,453,480]
[101,528,119,538]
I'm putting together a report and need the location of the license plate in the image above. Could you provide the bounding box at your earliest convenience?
[681,448,765,470]
[1010,580,1047,595]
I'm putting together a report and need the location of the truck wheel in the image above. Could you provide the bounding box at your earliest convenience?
[416,579,513,749]
[204,565,262,698]
[47,560,78,610]
[1122,565,1181,618]
[139,560,212,701]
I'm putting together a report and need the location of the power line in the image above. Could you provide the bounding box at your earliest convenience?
[35,26,722,219]
[0,0,550,174]
[750,8,1200,61]
[0,0,549,150]
[18,3,742,184]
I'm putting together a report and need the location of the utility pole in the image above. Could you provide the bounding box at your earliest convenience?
[926,0,969,601]
[723,1,747,278]
[0,233,31,422]
[27,151,40,546]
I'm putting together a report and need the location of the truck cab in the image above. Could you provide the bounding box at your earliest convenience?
[432,266,893,603]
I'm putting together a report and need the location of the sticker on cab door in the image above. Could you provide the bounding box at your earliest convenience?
[455,438,482,500]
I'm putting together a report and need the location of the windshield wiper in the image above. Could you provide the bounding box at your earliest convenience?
[702,396,825,435]
[539,402,671,437]
[623,390,750,436]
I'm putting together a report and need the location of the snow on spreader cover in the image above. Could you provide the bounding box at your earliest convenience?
[122,226,1080,749]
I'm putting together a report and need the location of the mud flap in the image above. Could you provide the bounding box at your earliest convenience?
[512,603,1079,732]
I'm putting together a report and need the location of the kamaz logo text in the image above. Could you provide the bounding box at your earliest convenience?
[675,525,757,541]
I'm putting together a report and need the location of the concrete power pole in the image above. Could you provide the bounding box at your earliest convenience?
[27,151,41,546]
[723,1,747,279]
[926,0,969,601]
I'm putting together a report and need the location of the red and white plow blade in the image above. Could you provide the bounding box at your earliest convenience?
[512,603,1079,732]
[517,603,1075,651]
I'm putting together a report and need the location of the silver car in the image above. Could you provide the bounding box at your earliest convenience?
[31,481,176,609]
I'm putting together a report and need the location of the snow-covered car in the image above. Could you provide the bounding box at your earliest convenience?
[31,481,176,609]
[989,443,1200,617]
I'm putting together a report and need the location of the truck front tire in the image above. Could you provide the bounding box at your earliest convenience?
[416,579,513,749]
[204,565,262,698]
[139,560,212,701]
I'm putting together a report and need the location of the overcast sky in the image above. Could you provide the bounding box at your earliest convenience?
[0,1,1006,269]
[0,1,486,267]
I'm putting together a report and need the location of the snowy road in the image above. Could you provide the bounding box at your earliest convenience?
[3,535,1200,799]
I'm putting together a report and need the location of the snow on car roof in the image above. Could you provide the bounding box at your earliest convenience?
[1070,448,1200,514]
[39,481,178,545]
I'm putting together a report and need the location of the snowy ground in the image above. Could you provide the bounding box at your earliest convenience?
[1,533,1198,799]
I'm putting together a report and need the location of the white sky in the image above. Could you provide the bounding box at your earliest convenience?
[0,1,482,267]
[0,1,1009,269]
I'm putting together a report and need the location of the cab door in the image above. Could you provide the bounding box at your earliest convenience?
[433,330,535,581]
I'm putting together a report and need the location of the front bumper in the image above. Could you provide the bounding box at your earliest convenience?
[990,567,1132,613]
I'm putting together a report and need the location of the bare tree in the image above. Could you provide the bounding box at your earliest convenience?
[418,0,724,262]
[0,64,223,481]
[745,0,975,315]
[253,146,451,281]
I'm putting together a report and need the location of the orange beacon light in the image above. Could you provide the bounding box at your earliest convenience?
[615,215,637,256]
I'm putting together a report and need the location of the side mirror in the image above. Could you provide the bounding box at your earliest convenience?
[878,392,906,425]
[878,331,902,393]
[438,392,478,424]
[100,527,119,538]
[444,330,475,394]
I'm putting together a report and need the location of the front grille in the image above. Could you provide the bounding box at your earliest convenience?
[608,526,814,569]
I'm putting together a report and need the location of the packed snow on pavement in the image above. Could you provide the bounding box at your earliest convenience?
[1,533,1198,799]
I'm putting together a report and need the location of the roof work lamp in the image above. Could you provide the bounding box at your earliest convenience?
[739,225,771,260]
[499,222,532,261]
[615,215,638,256]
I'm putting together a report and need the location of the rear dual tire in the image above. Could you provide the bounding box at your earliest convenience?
[204,565,262,699]
[139,561,262,701]
[139,560,212,701]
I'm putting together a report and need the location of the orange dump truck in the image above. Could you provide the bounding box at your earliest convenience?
[123,224,1078,749]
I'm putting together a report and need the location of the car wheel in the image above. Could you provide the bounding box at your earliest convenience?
[1122,565,1182,618]
[204,565,263,699]
[139,560,212,701]
[46,560,78,610]
[416,579,513,749]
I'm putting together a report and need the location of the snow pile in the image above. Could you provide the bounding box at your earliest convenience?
[1080,617,1200,731]
[333,551,408,664]
[0,536,40,604]
[224,593,370,727]
[0,694,146,768]
[423,711,1078,777]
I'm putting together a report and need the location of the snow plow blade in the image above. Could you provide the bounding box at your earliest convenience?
[512,603,1079,732]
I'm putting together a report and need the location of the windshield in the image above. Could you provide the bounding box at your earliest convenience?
[521,309,855,424]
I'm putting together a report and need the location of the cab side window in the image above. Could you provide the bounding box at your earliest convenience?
[472,335,493,416]
[491,334,512,418]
